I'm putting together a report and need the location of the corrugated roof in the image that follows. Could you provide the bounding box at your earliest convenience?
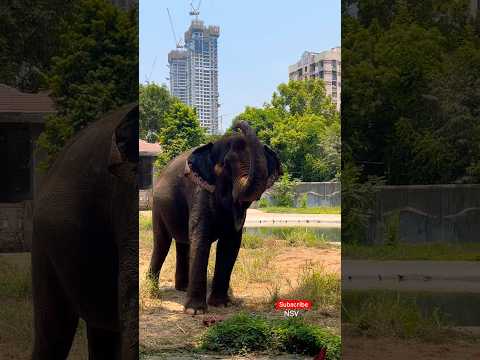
[139,139,162,156]
[0,84,56,113]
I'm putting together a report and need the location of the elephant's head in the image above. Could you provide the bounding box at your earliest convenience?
[185,121,282,230]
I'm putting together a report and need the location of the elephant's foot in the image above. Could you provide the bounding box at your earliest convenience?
[207,293,233,307]
[175,284,188,292]
[184,297,208,315]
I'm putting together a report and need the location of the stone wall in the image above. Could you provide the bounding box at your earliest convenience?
[368,184,480,244]
[0,202,32,252]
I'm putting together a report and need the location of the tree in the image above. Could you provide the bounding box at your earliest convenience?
[0,0,74,91]
[139,83,174,141]
[343,0,480,185]
[234,79,341,182]
[155,102,206,170]
[37,0,138,168]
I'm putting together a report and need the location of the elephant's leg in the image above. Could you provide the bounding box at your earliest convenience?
[86,326,121,360]
[184,222,213,314]
[208,230,242,307]
[175,242,190,291]
[32,246,79,360]
[147,218,172,287]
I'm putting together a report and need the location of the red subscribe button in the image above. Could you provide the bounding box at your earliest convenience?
[275,299,312,310]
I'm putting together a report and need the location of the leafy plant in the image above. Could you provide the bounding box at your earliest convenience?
[269,173,299,207]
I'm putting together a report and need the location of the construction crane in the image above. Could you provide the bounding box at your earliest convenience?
[189,0,202,20]
[167,8,184,49]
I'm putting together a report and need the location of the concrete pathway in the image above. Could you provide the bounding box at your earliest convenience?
[343,260,480,292]
[245,209,340,228]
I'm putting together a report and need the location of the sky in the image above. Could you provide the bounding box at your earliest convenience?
[140,0,341,132]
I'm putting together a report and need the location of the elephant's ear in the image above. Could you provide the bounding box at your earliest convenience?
[264,145,282,189]
[108,105,139,181]
[185,143,216,192]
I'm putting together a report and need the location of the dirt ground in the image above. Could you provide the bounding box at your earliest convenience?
[139,221,341,357]
[342,335,480,359]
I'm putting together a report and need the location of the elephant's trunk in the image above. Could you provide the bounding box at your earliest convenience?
[232,121,267,202]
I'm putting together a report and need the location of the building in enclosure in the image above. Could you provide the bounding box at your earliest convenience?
[138,140,161,210]
[288,47,341,111]
[168,20,220,135]
[0,85,55,252]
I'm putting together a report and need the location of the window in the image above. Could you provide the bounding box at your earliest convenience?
[0,124,32,202]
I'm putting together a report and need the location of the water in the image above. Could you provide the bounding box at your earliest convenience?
[244,227,341,242]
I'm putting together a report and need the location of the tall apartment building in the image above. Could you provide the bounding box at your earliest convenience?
[168,50,188,104]
[288,47,341,111]
[168,20,220,135]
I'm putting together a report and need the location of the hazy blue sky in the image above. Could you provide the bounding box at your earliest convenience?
[140,0,341,132]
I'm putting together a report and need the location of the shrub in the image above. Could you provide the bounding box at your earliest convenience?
[269,173,298,207]
[257,197,270,208]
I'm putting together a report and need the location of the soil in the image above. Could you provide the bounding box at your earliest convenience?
[139,237,341,355]
[342,335,480,360]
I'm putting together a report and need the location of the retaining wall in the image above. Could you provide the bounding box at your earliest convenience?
[368,184,480,243]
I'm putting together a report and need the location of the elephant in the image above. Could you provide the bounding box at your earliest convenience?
[148,121,282,314]
[31,104,139,360]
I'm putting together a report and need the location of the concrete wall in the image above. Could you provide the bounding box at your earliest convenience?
[260,181,341,208]
[368,184,480,244]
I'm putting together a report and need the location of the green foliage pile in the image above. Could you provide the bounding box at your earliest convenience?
[234,79,340,182]
[36,0,138,168]
[343,0,480,185]
[200,313,340,359]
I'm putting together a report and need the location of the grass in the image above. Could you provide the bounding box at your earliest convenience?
[342,242,480,261]
[290,265,340,312]
[342,290,453,342]
[242,228,336,249]
[0,254,87,359]
[260,206,340,214]
[200,312,341,359]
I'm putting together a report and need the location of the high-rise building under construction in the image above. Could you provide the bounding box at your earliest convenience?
[168,20,220,134]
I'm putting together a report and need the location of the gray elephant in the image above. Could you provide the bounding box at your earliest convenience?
[148,121,281,314]
[31,104,138,359]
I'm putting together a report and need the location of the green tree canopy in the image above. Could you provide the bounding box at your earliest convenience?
[155,102,207,170]
[343,0,480,184]
[139,82,174,142]
[234,79,340,182]
[37,0,138,168]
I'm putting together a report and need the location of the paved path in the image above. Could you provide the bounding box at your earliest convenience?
[343,260,480,292]
[245,209,340,228]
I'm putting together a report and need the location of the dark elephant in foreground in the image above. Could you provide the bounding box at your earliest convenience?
[148,121,282,314]
[32,104,139,359]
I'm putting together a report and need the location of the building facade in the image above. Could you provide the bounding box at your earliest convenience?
[0,85,55,252]
[168,20,220,135]
[168,50,189,104]
[288,47,341,111]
